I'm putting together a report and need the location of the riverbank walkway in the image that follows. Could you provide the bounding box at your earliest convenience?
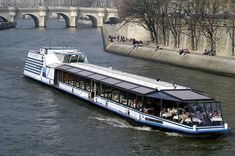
[102,24,235,76]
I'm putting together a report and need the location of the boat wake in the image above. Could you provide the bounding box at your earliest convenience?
[164,132,184,137]
[91,116,184,137]
[90,116,152,132]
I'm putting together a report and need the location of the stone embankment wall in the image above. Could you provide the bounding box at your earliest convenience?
[102,24,235,76]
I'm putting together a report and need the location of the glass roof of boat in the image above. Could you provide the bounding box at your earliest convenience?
[147,90,213,101]
[57,65,72,70]
[163,90,212,101]
[56,65,156,95]
[131,86,155,95]
[115,82,138,90]
[77,71,94,77]
[100,78,122,84]
[147,91,180,101]
[67,68,82,73]
[87,74,107,81]
[56,65,214,101]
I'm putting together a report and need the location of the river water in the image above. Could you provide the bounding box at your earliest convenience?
[0,19,235,156]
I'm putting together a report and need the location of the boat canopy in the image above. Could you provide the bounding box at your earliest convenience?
[56,65,213,102]
[147,89,213,102]
[147,91,181,102]
[56,64,156,95]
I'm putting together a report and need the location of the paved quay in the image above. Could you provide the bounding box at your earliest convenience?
[102,24,235,76]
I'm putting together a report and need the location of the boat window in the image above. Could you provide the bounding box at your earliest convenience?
[160,100,179,122]
[209,102,223,126]
[79,77,91,91]
[143,97,161,116]
[79,77,86,90]
[63,55,70,63]
[75,77,80,88]
[69,74,77,86]
[188,101,223,127]
[101,84,112,99]
[96,82,102,96]
[56,70,63,83]
[128,92,137,108]
[63,54,86,63]
[172,102,192,126]
[69,55,79,63]
[120,90,128,105]
[136,96,143,110]
[85,80,91,92]
[112,88,120,102]
[59,71,79,87]
[63,72,70,84]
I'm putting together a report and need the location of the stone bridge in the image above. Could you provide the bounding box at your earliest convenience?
[0,6,118,27]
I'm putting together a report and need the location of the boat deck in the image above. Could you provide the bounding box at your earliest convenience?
[70,63,188,91]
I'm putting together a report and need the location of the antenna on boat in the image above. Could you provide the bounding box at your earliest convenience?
[172,82,177,89]
[174,85,177,89]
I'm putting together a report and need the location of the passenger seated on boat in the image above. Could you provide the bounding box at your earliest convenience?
[195,111,203,120]
[169,108,177,115]
[200,112,210,126]
[129,99,137,108]
[210,111,221,118]
[210,111,222,124]
[143,107,155,114]
[194,111,210,126]
[177,110,189,124]
[136,100,143,110]
[113,95,119,101]
[120,96,127,105]
[161,108,173,118]
[179,113,189,124]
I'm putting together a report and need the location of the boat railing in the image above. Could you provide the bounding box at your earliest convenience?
[96,95,194,128]
[29,50,40,54]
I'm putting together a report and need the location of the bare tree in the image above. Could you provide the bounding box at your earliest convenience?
[225,0,235,56]
[157,0,170,46]
[119,0,162,43]
[198,0,224,51]
[182,0,204,50]
[166,0,185,48]
[118,0,231,52]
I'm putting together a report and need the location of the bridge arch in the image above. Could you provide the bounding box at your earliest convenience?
[1,7,118,28]
[104,17,121,24]
[56,13,70,27]
[85,15,98,27]
[0,16,8,22]
[19,14,39,27]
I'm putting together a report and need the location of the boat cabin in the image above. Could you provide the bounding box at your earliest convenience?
[38,47,87,65]
[54,64,224,128]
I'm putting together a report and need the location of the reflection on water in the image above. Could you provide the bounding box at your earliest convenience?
[0,20,235,155]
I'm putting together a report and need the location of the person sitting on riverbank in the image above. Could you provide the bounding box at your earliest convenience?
[155,45,163,51]
[119,35,128,42]
[132,39,139,49]
[202,49,216,56]
[108,35,115,42]
[179,49,190,55]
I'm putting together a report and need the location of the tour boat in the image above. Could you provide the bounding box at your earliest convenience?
[23,47,231,137]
